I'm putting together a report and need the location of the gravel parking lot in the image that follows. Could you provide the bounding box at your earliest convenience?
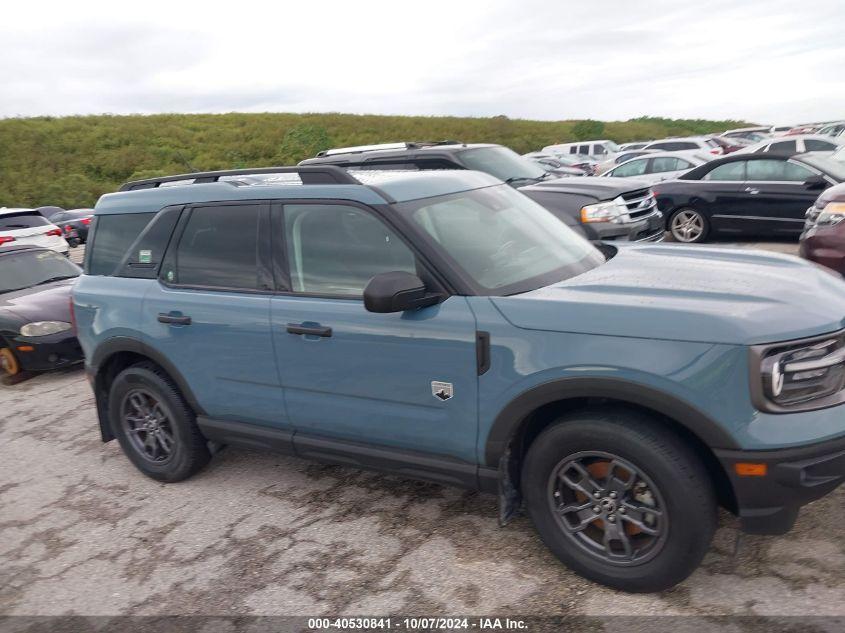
[5,239,845,619]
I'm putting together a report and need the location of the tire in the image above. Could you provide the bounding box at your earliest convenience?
[1,347,20,377]
[521,408,716,593]
[668,207,709,243]
[108,362,211,482]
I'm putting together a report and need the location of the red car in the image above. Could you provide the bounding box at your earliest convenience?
[800,182,845,275]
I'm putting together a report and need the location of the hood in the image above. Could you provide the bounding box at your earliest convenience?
[492,245,845,346]
[0,278,75,325]
[520,176,651,201]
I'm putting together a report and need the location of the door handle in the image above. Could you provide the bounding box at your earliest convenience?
[745,187,760,194]
[158,313,192,325]
[286,323,332,337]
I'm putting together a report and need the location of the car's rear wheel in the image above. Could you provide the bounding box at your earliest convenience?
[521,408,717,593]
[669,208,709,243]
[109,362,211,482]
[0,347,20,377]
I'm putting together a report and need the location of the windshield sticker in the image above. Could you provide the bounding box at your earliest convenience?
[139,249,152,264]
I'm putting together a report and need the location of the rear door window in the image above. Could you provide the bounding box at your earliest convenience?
[703,161,746,181]
[804,139,835,152]
[610,159,648,177]
[650,157,681,173]
[746,159,812,182]
[165,204,268,290]
[769,140,797,153]
[86,213,154,275]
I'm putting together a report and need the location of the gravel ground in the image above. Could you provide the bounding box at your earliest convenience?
[4,238,845,619]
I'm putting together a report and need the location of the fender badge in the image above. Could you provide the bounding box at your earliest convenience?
[431,381,453,401]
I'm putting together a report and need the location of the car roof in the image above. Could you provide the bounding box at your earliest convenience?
[97,168,503,214]
[300,142,496,164]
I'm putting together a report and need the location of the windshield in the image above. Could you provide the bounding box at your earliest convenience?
[0,250,80,293]
[605,141,621,152]
[398,184,603,295]
[459,146,547,183]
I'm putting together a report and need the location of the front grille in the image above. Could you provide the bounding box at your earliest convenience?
[620,188,657,219]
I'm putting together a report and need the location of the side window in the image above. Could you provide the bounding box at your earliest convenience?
[168,204,264,289]
[804,139,834,152]
[284,204,417,296]
[676,159,694,169]
[703,161,746,181]
[770,140,797,153]
[569,146,579,155]
[593,144,607,155]
[746,159,812,182]
[610,159,648,177]
[650,157,680,173]
[578,145,590,155]
[86,213,154,276]
[118,207,182,279]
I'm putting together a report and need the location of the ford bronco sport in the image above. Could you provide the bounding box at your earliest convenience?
[73,166,845,593]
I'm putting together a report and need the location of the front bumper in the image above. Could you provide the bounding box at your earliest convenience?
[7,330,83,372]
[582,210,664,242]
[715,433,845,535]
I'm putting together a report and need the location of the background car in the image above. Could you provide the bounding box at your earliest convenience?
[593,149,658,175]
[46,208,95,243]
[523,152,596,174]
[735,134,844,156]
[618,141,652,151]
[641,136,723,155]
[654,153,844,243]
[541,139,621,161]
[800,182,845,275]
[709,135,754,154]
[602,151,712,184]
[0,245,82,378]
[0,208,69,255]
[722,126,772,141]
[817,122,845,137]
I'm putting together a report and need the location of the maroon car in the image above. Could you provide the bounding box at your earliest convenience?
[800,182,845,275]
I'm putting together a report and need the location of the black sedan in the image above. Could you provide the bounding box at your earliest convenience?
[46,208,95,243]
[0,246,83,378]
[653,154,844,243]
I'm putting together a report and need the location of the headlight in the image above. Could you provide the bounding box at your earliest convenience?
[752,331,845,412]
[580,198,627,223]
[20,321,72,337]
[816,202,845,227]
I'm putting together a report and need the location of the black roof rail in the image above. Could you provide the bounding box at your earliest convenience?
[119,166,359,192]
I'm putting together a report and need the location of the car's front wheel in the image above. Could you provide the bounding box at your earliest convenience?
[668,208,709,243]
[109,362,211,482]
[521,408,717,593]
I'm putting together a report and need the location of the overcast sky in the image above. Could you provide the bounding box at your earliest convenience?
[2,0,843,123]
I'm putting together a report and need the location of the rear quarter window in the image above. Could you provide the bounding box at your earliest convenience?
[86,213,155,275]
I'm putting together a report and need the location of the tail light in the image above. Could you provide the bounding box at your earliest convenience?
[81,217,92,225]
[63,225,74,233]
[45,228,62,237]
[0,236,16,245]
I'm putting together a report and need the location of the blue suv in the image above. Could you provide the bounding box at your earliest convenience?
[73,166,845,593]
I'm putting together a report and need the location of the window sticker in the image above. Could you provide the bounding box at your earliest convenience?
[139,249,152,264]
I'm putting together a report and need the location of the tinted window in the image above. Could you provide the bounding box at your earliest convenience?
[804,139,835,152]
[653,141,697,151]
[578,145,590,155]
[593,145,607,155]
[746,159,813,182]
[284,204,416,296]
[650,157,681,173]
[0,250,80,293]
[171,205,263,289]
[703,161,746,181]
[87,213,154,276]
[569,146,578,155]
[0,212,51,230]
[610,159,648,177]
[118,207,182,279]
[769,140,797,153]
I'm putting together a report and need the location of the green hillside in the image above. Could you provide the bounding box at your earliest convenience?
[0,112,747,208]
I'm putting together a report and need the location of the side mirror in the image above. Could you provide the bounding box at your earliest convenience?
[804,175,829,190]
[363,271,442,313]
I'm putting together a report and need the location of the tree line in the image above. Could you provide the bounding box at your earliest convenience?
[0,112,747,208]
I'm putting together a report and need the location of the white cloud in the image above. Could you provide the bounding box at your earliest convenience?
[0,0,842,123]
